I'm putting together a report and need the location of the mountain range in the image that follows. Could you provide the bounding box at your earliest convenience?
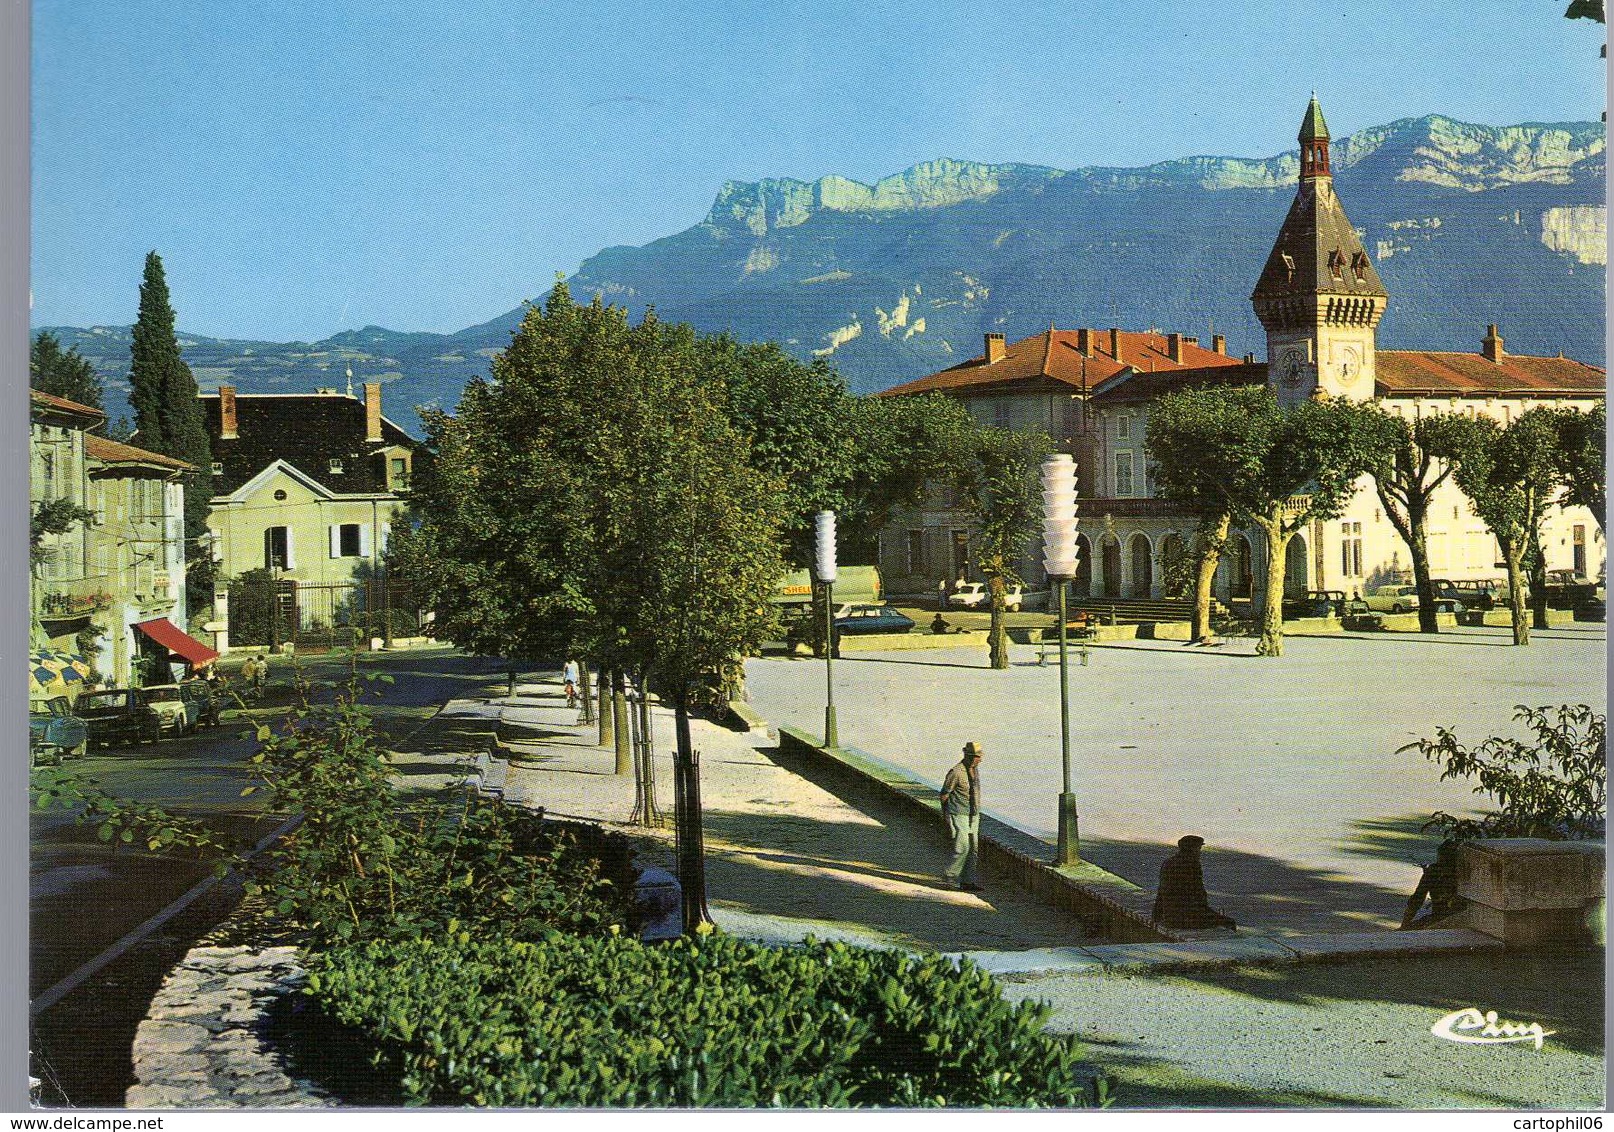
[39,114,1606,435]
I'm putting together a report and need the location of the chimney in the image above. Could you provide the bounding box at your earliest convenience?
[1482,324,1505,364]
[1212,333,1227,355]
[218,385,238,440]
[1076,328,1093,357]
[1167,333,1185,364]
[1109,327,1123,360]
[983,333,1006,365]
[1243,352,1256,364]
[364,382,383,442]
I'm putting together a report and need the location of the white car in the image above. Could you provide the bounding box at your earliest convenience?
[1365,584,1421,614]
[948,582,1024,611]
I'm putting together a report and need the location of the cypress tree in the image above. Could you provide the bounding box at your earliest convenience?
[128,251,215,604]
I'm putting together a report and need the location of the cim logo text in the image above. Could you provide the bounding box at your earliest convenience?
[1432,1007,1555,1050]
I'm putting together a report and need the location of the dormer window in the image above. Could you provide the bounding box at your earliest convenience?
[329,458,345,475]
[1281,252,1296,283]
[210,461,223,476]
[1350,252,1369,282]
[1328,249,1346,281]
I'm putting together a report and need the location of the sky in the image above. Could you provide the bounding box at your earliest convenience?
[30,0,1607,343]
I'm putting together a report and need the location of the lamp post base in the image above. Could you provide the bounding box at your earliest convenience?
[1056,792,1081,866]
[824,706,839,750]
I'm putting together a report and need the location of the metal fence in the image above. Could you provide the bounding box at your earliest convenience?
[227,577,424,653]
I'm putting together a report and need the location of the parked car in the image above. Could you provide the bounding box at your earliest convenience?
[1544,569,1597,610]
[947,582,1025,611]
[1449,579,1505,610]
[1282,589,1345,620]
[833,604,917,635]
[1340,597,1386,631]
[75,688,162,747]
[179,680,221,729]
[29,696,89,761]
[1365,584,1422,613]
[137,684,195,736]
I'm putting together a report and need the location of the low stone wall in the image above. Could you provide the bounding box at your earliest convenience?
[777,726,1170,944]
[1453,838,1605,947]
[125,945,330,1109]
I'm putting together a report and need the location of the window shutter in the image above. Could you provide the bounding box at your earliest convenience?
[285,529,296,571]
[359,523,372,558]
[379,522,391,554]
[329,525,341,559]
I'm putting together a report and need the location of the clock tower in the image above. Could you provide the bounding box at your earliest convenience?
[1252,97,1388,405]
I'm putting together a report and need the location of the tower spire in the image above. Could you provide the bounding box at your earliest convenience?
[1299,94,1331,179]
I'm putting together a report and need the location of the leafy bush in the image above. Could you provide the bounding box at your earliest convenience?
[306,932,1096,1108]
[1405,704,1606,841]
[247,683,631,947]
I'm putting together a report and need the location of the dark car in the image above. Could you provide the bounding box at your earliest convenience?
[75,688,162,747]
[28,696,89,761]
[1282,590,1346,620]
[833,604,917,635]
[1449,579,1504,611]
[1340,597,1386,631]
[179,680,222,729]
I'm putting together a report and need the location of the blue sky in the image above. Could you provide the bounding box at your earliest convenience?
[31,0,1606,342]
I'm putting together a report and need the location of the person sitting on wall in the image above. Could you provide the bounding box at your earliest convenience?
[1151,835,1237,929]
[931,612,949,635]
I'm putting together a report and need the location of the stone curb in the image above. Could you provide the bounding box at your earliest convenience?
[125,945,331,1110]
[958,928,1504,977]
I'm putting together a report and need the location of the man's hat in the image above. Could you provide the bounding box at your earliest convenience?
[963,741,984,756]
[1177,835,1205,850]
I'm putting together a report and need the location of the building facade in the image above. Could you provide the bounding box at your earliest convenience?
[201,382,416,650]
[30,390,202,688]
[877,98,1605,605]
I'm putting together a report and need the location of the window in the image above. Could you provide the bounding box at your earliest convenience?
[1114,452,1134,497]
[329,458,345,475]
[906,530,924,574]
[1117,415,1131,440]
[390,456,409,488]
[1340,522,1363,577]
[265,526,290,570]
[1328,248,1345,280]
[993,401,1010,430]
[211,461,224,476]
[1351,252,1370,281]
[330,523,364,558]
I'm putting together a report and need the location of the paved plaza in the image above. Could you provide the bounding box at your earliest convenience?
[744,623,1607,935]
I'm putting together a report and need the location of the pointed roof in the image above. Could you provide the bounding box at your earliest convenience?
[1299,95,1329,143]
[1252,100,1386,307]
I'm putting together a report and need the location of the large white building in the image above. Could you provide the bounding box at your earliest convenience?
[877,98,1605,604]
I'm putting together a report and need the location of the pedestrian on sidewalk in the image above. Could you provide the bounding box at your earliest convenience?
[563,659,580,709]
[940,741,985,891]
[1151,836,1236,929]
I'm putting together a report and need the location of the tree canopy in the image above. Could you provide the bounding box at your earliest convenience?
[31,331,105,411]
[1553,402,1605,533]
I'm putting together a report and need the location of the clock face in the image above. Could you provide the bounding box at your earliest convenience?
[1339,346,1361,386]
[1280,348,1304,388]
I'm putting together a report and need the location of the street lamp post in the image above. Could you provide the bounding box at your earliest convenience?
[816,510,839,749]
[1041,455,1081,866]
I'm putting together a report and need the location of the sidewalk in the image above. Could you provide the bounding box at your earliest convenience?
[474,679,1094,953]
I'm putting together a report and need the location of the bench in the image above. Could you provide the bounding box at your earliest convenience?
[1034,639,1091,666]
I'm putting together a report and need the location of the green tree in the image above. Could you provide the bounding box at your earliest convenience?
[1554,402,1605,534]
[127,252,214,603]
[30,497,95,569]
[1364,408,1464,634]
[30,331,104,411]
[1428,409,1564,645]
[949,426,1052,668]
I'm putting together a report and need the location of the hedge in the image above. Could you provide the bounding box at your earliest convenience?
[307,932,1098,1108]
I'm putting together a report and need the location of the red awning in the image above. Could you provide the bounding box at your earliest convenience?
[133,618,221,667]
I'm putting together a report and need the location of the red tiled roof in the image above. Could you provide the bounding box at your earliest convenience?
[877,328,1244,398]
[1377,351,1605,398]
[84,434,194,471]
[1091,361,1268,404]
[29,389,105,418]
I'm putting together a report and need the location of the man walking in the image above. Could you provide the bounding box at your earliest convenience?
[940,741,985,891]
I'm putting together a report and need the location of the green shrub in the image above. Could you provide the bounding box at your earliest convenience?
[247,685,632,947]
[306,932,1096,1108]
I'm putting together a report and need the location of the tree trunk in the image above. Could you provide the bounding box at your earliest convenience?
[987,574,1009,669]
[612,670,632,775]
[1528,540,1550,631]
[597,667,613,748]
[630,669,658,826]
[1409,526,1439,634]
[578,664,594,724]
[1192,514,1230,643]
[1255,517,1294,657]
[1501,541,1530,646]
[672,698,712,934]
[506,665,516,700]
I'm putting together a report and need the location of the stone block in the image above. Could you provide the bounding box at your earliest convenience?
[633,865,683,942]
[134,1019,211,1053]
[1456,839,1604,911]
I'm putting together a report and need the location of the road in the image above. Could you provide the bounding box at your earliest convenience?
[746,622,1607,935]
[29,646,512,1106]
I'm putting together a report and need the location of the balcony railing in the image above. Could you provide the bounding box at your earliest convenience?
[38,589,113,617]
